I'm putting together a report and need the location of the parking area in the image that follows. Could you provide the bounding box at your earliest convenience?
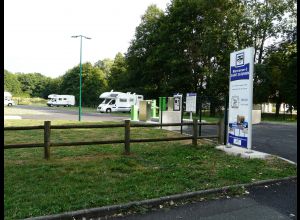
[4,105,130,122]
[179,122,297,163]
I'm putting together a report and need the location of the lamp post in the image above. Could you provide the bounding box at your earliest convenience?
[71,35,91,121]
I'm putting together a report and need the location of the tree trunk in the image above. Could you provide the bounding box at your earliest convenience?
[275,102,281,118]
[210,104,216,117]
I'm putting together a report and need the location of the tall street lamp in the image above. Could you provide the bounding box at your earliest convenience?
[71,35,91,121]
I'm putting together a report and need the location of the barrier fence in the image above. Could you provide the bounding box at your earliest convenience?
[4,120,222,159]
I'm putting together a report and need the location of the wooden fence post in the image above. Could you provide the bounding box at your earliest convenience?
[192,119,198,146]
[124,120,130,154]
[44,121,51,159]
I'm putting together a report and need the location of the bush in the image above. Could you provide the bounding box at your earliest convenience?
[13,97,47,105]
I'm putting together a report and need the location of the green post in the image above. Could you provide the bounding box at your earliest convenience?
[79,36,82,121]
[72,34,91,121]
[159,97,162,128]
[162,97,167,111]
[131,105,138,121]
[159,97,162,111]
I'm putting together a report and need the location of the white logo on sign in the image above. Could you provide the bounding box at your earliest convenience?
[236,52,244,67]
[231,96,239,108]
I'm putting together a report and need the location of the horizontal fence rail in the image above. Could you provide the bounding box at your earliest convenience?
[4,119,222,159]
[4,126,44,131]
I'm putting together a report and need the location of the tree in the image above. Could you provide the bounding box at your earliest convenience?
[254,39,297,117]
[4,70,22,96]
[43,76,63,98]
[241,0,296,63]
[108,53,129,91]
[94,58,114,80]
[126,4,167,98]
[60,62,108,106]
[15,72,51,98]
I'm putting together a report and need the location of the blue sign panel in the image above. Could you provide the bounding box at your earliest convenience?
[230,63,250,81]
[228,134,247,148]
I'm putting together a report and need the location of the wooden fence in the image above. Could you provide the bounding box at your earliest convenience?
[4,119,222,159]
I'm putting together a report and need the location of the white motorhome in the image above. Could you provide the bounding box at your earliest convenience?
[47,94,75,107]
[4,91,15,106]
[97,90,144,113]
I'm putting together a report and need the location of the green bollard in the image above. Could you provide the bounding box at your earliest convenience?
[162,97,167,111]
[130,105,138,121]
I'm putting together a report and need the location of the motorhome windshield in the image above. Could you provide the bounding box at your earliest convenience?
[101,99,112,104]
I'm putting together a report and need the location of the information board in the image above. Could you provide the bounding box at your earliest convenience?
[227,47,254,150]
[186,93,197,113]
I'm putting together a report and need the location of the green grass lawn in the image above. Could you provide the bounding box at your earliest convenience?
[261,113,297,123]
[4,120,297,219]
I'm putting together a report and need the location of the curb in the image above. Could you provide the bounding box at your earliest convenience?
[23,176,297,220]
[276,156,297,166]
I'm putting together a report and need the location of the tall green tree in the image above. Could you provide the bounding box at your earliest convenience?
[254,39,297,116]
[242,0,296,63]
[60,62,108,106]
[109,52,129,91]
[94,58,114,80]
[4,70,22,96]
[15,72,51,98]
[126,4,167,98]
[43,76,63,98]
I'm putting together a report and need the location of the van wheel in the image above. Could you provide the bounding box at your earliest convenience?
[106,108,112,113]
[64,105,69,107]
[8,103,12,106]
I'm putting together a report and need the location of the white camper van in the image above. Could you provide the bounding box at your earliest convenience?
[47,94,75,107]
[97,90,143,113]
[4,92,15,106]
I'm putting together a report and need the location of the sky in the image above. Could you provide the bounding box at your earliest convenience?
[4,0,171,78]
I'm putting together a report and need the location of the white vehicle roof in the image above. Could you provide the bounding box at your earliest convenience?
[4,91,12,97]
[99,90,141,99]
[48,94,74,98]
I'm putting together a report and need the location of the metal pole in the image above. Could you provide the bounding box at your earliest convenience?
[79,36,83,121]
[198,96,202,136]
[180,96,183,134]
[72,35,91,121]
[224,96,228,145]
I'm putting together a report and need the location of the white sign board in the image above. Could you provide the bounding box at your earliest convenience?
[227,47,254,150]
[186,93,197,113]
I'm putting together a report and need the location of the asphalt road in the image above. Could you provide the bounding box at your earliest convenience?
[111,179,297,220]
[8,105,130,122]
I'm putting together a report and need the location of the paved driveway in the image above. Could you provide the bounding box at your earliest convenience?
[180,122,297,163]
[5,105,130,122]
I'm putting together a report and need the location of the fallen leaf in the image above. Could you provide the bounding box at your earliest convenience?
[244,190,250,194]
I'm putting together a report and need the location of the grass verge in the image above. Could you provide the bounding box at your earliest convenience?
[4,120,297,219]
[261,113,297,123]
